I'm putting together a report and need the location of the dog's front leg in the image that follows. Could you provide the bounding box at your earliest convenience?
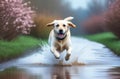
[51,47,60,59]
[65,47,72,61]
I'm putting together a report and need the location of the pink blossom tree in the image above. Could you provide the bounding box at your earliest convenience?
[0,0,35,40]
[105,0,120,39]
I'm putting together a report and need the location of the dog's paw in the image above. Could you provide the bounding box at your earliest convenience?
[52,52,60,59]
[65,54,71,61]
[54,54,60,59]
[55,56,60,59]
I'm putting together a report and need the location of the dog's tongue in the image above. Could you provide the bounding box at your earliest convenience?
[58,34,64,38]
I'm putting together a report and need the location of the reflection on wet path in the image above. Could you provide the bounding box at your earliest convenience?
[0,37,120,79]
[0,65,120,79]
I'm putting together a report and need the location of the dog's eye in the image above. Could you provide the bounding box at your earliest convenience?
[56,24,59,27]
[63,24,66,27]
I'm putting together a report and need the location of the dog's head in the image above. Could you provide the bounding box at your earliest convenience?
[47,17,76,39]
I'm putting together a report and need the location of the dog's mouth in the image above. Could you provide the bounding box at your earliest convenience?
[57,33,65,39]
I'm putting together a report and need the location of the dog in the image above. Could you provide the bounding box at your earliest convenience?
[46,17,76,61]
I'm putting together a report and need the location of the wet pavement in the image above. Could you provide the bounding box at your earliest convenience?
[0,37,120,79]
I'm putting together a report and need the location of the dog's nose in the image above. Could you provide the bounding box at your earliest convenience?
[59,29,63,34]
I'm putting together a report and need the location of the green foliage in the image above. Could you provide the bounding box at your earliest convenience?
[85,32,120,56]
[0,36,45,62]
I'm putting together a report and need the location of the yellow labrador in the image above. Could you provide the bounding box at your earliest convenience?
[47,17,76,61]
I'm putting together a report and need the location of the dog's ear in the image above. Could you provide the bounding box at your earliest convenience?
[64,16,74,21]
[46,21,54,27]
[68,22,76,28]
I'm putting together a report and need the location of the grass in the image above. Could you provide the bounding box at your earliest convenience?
[85,32,120,56]
[0,36,46,62]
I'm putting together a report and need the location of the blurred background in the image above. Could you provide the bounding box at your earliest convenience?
[26,0,119,38]
[0,0,119,40]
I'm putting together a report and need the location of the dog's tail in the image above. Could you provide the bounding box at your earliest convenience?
[64,16,74,21]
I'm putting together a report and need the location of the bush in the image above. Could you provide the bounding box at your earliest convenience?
[105,0,120,39]
[30,13,61,39]
[0,0,35,41]
[81,15,106,34]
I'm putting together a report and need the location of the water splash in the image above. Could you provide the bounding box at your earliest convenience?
[16,37,120,66]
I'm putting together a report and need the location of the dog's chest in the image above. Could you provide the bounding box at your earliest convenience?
[55,41,67,52]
